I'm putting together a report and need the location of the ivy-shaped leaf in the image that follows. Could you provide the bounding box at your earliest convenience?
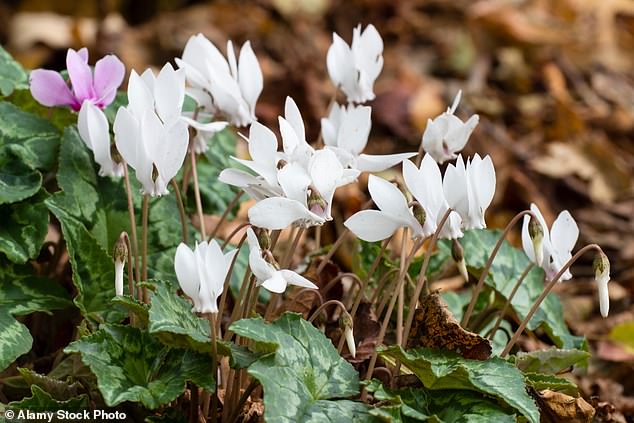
[0,191,48,263]
[380,346,540,423]
[0,101,60,171]
[0,309,32,372]
[515,348,590,373]
[0,46,28,97]
[65,324,215,409]
[366,380,518,423]
[0,149,41,206]
[7,385,89,413]
[523,373,579,397]
[231,313,377,423]
[446,229,585,349]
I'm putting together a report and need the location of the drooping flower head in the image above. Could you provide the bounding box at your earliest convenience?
[443,154,496,230]
[246,228,317,293]
[593,251,610,317]
[30,48,125,111]
[521,203,579,281]
[327,24,383,104]
[174,240,238,314]
[422,91,479,164]
[321,103,415,172]
[113,63,189,196]
[176,33,263,127]
[77,101,124,177]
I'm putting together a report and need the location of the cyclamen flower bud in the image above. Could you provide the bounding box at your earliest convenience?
[528,218,544,266]
[308,188,328,217]
[257,230,271,251]
[593,251,611,318]
[113,233,128,296]
[340,312,356,358]
[412,203,426,228]
[451,239,468,282]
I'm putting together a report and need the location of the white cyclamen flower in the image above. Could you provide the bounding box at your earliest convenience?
[77,101,124,177]
[422,91,479,164]
[345,174,423,242]
[402,156,463,240]
[174,240,238,314]
[177,34,263,127]
[443,154,496,230]
[593,252,610,317]
[521,203,579,281]
[113,64,189,196]
[246,228,317,293]
[327,24,383,103]
[113,234,128,296]
[321,103,415,172]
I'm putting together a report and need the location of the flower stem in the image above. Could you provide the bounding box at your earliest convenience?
[122,164,140,284]
[401,209,453,348]
[209,190,244,241]
[308,300,349,323]
[208,313,219,423]
[170,179,188,244]
[501,244,603,357]
[190,147,206,239]
[141,194,149,303]
[486,263,534,339]
[216,232,248,333]
[396,229,409,346]
[461,210,538,328]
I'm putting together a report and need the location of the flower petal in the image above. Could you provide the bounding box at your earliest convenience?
[154,63,186,123]
[344,210,402,242]
[260,272,288,294]
[29,70,76,108]
[280,270,318,289]
[66,48,94,103]
[238,41,263,117]
[248,197,323,230]
[175,243,202,309]
[337,105,371,155]
[355,152,416,173]
[93,54,125,107]
[78,101,120,177]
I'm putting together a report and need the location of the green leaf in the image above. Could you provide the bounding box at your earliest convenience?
[230,313,375,423]
[65,324,215,409]
[0,46,28,96]
[7,89,77,131]
[46,196,124,323]
[55,127,99,222]
[7,385,89,412]
[111,295,149,326]
[147,280,211,352]
[0,259,71,315]
[515,348,590,374]
[0,149,41,205]
[523,372,579,397]
[17,368,85,402]
[0,101,60,171]
[0,191,48,262]
[455,229,585,349]
[0,310,32,372]
[380,346,540,423]
[366,380,518,423]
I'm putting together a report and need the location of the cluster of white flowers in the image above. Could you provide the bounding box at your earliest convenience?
[58,24,608,317]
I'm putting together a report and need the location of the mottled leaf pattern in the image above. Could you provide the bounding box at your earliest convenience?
[524,372,579,396]
[0,191,48,263]
[0,151,41,205]
[0,309,32,372]
[0,46,28,97]
[380,346,540,423]
[65,324,215,409]
[231,313,376,423]
[7,385,89,412]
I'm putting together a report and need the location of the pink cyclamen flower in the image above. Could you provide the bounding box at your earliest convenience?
[30,48,125,111]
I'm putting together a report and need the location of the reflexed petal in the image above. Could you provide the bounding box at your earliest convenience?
[310,149,343,206]
[238,41,263,116]
[326,33,352,88]
[66,48,94,102]
[78,102,119,177]
[521,214,537,264]
[93,54,125,107]
[248,121,278,165]
[174,243,201,309]
[246,228,261,254]
[278,163,310,204]
[181,116,228,134]
[449,90,462,114]
[284,97,306,143]
[443,155,469,217]
[127,71,154,118]
[250,250,275,282]
[154,119,189,185]
[471,154,495,225]
[248,197,323,230]
[154,63,186,123]
[280,270,318,289]
[367,175,409,219]
[344,210,402,242]
[550,211,579,257]
[113,107,140,169]
[337,105,371,155]
[29,70,76,108]
[260,272,288,293]
[356,152,416,173]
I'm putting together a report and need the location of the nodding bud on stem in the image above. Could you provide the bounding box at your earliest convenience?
[308,187,328,217]
[340,312,355,358]
[451,239,468,282]
[412,203,426,228]
[110,144,122,164]
[257,229,271,251]
[528,218,544,265]
[113,233,128,296]
[593,251,611,318]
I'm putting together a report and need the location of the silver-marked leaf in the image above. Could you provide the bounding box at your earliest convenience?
[380,346,540,423]
[7,385,89,413]
[516,348,590,374]
[65,324,215,409]
[0,309,32,372]
[0,150,41,205]
[230,313,377,423]
[0,191,48,262]
[0,46,28,96]
[523,372,579,397]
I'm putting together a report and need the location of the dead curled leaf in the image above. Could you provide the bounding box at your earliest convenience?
[534,389,595,423]
[406,291,491,360]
